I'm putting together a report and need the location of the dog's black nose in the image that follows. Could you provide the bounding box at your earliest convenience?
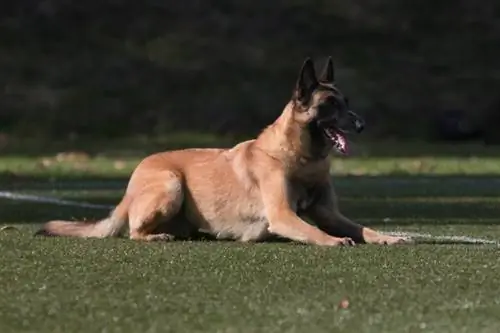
[354,118,365,133]
[348,110,365,133]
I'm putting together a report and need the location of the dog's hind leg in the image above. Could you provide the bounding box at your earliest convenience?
[128,171,185,242]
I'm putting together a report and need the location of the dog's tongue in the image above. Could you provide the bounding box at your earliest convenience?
[323,126,349,155]
[334,132,348,155]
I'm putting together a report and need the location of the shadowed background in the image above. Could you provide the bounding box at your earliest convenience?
[1,0,500,143]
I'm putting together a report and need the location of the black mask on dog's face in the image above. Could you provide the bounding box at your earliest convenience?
[293,57,365,155]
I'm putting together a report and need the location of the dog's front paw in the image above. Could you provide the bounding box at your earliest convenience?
[325,236,356,247]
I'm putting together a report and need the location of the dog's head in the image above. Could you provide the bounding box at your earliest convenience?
[291,57,364,155]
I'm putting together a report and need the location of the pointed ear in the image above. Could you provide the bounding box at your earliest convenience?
[295,57,318,103]
[319,56,334,83]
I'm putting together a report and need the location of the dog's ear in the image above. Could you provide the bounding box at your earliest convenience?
[320,56,334,83]
[295,57,318,103]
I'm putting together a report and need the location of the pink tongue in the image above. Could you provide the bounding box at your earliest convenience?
[335,132,348,154]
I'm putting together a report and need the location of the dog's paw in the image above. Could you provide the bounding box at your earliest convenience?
[326,236,356,247]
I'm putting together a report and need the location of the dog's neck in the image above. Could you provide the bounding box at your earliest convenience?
[254,101,331,167]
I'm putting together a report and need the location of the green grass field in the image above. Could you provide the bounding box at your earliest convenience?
[1,141,500,333]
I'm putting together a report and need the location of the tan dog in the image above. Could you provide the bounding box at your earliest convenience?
[37,57,407,246]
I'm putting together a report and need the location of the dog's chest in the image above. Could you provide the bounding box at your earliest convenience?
[289,181,320,213]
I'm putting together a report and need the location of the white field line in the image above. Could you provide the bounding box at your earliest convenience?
[0,190,499,245]
[386,231,500,245]
[0,191,113,210]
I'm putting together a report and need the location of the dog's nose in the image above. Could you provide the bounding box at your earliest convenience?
[354,118,365,133]
[348,110,365,133]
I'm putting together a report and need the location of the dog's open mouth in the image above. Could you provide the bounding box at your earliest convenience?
[318,119,348,155]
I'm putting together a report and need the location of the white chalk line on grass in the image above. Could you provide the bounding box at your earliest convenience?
[0,190,499,245]
[0,191,113,210]
[386,231,500,246]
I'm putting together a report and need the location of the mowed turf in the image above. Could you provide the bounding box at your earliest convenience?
[1,147,500,333]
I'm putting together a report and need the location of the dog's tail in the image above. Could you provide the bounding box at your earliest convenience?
[35,195,132,238]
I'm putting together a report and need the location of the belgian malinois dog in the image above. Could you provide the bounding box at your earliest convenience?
[37,57,407,246]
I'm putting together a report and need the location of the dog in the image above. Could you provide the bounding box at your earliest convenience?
[36,57,407,246]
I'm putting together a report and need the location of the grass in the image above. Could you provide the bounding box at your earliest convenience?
[2,139,500,181]
[1,142,500,332]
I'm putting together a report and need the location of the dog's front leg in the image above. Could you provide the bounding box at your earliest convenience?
[267,209,355,246]
[305,185,408,245]
[320,210,407,245]
[259,172,354,246]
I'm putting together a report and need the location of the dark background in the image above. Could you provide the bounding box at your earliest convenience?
[1,0,499,143]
